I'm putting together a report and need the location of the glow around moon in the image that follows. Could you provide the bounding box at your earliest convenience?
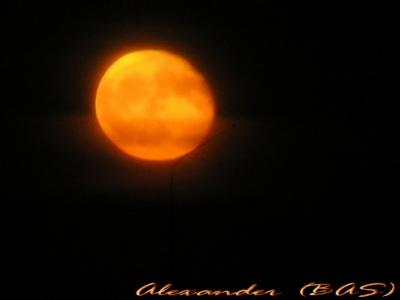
[95,49,215,161]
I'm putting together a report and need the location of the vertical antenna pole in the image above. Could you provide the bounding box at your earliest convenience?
[168,122,236,277]
[169,162,176,276]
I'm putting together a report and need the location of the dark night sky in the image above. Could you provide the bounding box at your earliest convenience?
[3,1,399,299]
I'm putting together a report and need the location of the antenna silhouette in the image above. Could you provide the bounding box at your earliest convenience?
[168,121,236,276]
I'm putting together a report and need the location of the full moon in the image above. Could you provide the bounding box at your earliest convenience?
[95,49,215,161]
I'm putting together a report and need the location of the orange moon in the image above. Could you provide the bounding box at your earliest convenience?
[95,49,215,161]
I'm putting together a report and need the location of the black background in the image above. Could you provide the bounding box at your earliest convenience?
[3,1,399,299]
